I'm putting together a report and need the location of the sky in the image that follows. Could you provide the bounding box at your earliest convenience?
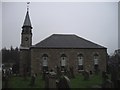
[1,1,119,55]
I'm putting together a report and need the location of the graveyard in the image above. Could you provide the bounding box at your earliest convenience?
[2,48,120,88]
[2,72,104,88]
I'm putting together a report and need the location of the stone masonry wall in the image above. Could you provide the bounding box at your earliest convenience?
[31,48,107,75]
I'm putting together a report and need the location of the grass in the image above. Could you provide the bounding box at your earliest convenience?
[4,75,45,88]
[3,73,103,88]
[71,73,102,88]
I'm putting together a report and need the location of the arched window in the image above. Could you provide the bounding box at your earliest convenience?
[42,54,48,71]
[61,54,66,67]
[42,54,48,66]
[77,54,84,70]
[94,53,99,65]
[93,53,99,72]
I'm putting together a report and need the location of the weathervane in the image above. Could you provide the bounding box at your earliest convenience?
[27,2,30,12]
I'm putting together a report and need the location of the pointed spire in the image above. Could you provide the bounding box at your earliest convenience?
[23,2,32,28]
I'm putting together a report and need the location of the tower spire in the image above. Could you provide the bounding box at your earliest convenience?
[22,2,32,28]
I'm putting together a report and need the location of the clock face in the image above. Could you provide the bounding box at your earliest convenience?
[25,37,29,41]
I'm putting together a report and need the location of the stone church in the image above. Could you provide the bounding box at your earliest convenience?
[20,10,107,75]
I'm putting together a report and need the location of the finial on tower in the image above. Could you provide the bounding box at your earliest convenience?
[22,2,32,28]
[27,2,30,12]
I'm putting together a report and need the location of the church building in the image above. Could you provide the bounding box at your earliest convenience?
[20,9,107,75]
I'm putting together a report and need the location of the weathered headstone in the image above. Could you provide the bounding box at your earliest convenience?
[44,69,57,88]
[57,75,70,89]
[49,69,57,88]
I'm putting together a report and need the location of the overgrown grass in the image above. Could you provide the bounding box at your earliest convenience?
[3,73,103,88]
[6,76,44,88]
[71,73,102,88]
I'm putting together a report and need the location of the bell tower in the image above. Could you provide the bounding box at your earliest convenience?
[20,2,32,76]
[21,7,32,48]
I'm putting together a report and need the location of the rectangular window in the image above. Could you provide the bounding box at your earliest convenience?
[43,57,48,66]
[61,59,66,66]
[94,59,98,65]
[78,59,83,65]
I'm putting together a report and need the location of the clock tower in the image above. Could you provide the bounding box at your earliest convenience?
[20,6,32,76]
[21,11,32,48]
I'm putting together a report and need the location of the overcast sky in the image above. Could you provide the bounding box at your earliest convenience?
[1,1,119,55]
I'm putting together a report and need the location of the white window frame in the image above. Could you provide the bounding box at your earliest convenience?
[42,56,48,66]
[78,55,83,65]
[61,57,66,66]
[94,54,99,65]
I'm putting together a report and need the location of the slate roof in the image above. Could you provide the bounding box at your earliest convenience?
[23,11,32,27]
[32,34,106,49]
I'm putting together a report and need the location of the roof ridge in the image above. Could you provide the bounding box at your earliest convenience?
[33,34,106,49]
[52,34,76,36]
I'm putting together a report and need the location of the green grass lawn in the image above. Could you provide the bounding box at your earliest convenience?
[3,75,45,88]
[3,73,103,88]
[71,73,102,88]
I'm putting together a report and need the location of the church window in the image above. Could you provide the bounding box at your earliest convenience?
[61,54,66,67]
[42,54,48,67]
[93,53,99,72]
[77,54,84,70]
[94,53,99,65]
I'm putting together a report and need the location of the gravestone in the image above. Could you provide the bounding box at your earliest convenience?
[49,69,57,88]
[57,75,70,89]
[44,69,57,88]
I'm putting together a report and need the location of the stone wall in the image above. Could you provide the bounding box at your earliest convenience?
[20,49,30,75]
[31,48,107,75]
